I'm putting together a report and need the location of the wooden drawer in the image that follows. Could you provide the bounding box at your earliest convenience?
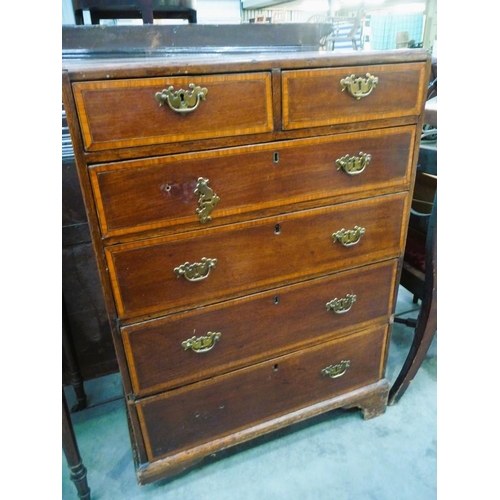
[282,63,427,131]
[106,193,408,320]
[136,324,388,461]
[91,126,415,238]
[73,73,273,151]
[123,260,397,396]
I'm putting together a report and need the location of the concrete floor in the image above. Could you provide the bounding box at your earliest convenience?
[63,286,437,500]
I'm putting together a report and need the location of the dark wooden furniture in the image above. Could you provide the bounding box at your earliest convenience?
[389,99,437,405]
[63,105,118,385]
[390,192,436,404]
[63,390,91,499]
[62,32,430,484]
[72,0,197,25]
[62,23,331,56]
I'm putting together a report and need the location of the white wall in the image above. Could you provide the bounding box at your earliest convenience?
[196,0,241,24]
[423,0,437,51]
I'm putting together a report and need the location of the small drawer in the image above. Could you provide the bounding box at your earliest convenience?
[106,193,408,320]
[136,325,388,461]
[282,62,427,131]
[123,260,397,397]
[72,72,273,151]
[91,126,415,238]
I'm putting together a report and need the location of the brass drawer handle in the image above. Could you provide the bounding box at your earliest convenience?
[336,152,371,175]
[182,331,221,353]
[332,226,365,246]
[340,73,378,100]
[321,360,351,379]
[174,257,217,282]
[155,84,208,114]
[326,294,357,314]
[195,177,220,223]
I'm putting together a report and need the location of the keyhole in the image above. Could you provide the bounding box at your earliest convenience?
[274,295,279,305]
[275,224,281,235]
[273,364,279,372]
[273,152,280,164]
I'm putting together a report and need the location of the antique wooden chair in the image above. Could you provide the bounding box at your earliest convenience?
[329,11,365,50]
[308,10,365,51]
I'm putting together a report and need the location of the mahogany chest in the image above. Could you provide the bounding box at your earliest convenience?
[62,47,430,484]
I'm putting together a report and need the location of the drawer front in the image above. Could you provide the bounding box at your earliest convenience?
[282,63,427,130]
[106,193,408,320]
[123,260,397,396]
[92,127,415,238]
[73,73,273,151]
[136,325,388,461]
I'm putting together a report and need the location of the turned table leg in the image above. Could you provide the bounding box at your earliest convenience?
[63,390,91,500]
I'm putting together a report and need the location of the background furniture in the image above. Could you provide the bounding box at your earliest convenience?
[62,25,430,486]
[308,11,365,51]
[389,96,437,405]
[63,104,118,386]
[63,295,88,411]
[72,0,197,25]
[328,11,365,51]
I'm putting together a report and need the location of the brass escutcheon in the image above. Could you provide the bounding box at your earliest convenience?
[195,177,220,224]
[182,331,221,353]
[174,257,217,282]
[336,152,371,175]
[321,360,351,379]
[340,73,378,100]
[332,226,366,246]
[326,293,357,314]
[155,83,208,114]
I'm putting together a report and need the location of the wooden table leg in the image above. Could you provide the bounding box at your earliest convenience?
[63,390,91,500]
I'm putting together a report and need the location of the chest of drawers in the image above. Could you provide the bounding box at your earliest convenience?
[62,47,430,485]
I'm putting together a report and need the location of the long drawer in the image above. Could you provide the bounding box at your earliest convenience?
[73,72,273,151]
[91,127,415,238]
[136,324,388,461]
[282,62,427,130]
[123,260,397,396]
[106,193,408,320]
